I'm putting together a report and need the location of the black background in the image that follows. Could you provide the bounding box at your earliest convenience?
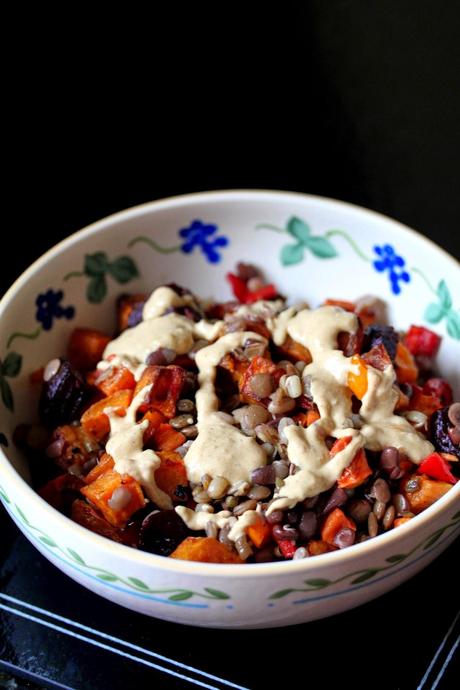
[2,1,460,688]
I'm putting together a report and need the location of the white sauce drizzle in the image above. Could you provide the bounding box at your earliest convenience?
[182,332,268,485]
[176,506,260,544]
[142,286,193,320]
[105,385,172,510]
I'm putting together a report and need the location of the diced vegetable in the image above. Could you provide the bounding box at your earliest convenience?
[417,452,457,484]
[277,336,312,364]
[95,366,136,396]
[321,508,356,546]
[81,469,145,526]
[401,473,452,513]
[141,410,164,446]
[408,386,443,417]
[71,499,125,543]
[155,451,188,501]
[117,293,148,332]
[422,378,453,407]
[362,343,392,371]
[348,355,368,399]
[307,540,335,556]
[84,452,115,484]
[405,325,441,358]
[49,424,100,471]
[67,328,111,371]
[329,436,352,457]
[170,537,243,563]
[81,389,133,440]
[338,449,372,489]
[134,365,185,418]
[393,517,412,528]
[226,273,278,304]
[394,342,419,384]
[240,355,282,403]
[278,539,297,559]
[154,424,186,451]
[247,517,272,548]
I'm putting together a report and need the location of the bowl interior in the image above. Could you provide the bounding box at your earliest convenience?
[1,190,459,485]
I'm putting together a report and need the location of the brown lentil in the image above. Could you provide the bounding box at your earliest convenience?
[373,500,386,521]
[268,392,296,416]
[383,505,396,530]
[205,521,218,539]
[266,510,283,524]
[368,511,378,537]
[223,495,238,510]
[233,499,258,516]
[348,498,372,523]
[235,535,253,560]
[392,493,409,515]
[255,423,279,444]
[181,425,198,440]
[249,373,275,398]
[195,503,214,513]
[372,478,391,504]
[251,465,276,485]
[170,414,194,430]
[201,474,212,490]
[285,375,302,399]
[241,404,271,430]
[272,460,289,479]
[248,485,271,500]
[177,399,195,413]
[228,480,251,496]
[207,476,230,499]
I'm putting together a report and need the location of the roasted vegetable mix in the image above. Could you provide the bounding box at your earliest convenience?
[18,263,459,564]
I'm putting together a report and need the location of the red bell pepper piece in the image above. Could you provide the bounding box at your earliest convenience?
[417,452,458,484]
[278,539,297,559]
[405,325,441,358]
[227,273,278,304]
[422,378,453,407]
[245,284,278,303]
[226,273,248,302]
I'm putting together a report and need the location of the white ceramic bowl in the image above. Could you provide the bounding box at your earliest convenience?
[0,191,459,629]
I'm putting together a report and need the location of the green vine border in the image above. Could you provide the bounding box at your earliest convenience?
[269,510,460,599]
[0,485,230,605]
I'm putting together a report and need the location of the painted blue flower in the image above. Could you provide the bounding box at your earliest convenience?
[373,244,410,295]
[179,220,229,263]
[35,289,75,330]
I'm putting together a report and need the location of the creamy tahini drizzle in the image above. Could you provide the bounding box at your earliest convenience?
[267,305,434,513]
[182,332,268,485]
[175,506,260,544]
[105,385,172,510]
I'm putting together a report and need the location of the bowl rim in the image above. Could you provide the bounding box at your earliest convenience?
[1,188,459,578]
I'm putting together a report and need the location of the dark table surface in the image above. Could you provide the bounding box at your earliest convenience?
[2,2,460,688]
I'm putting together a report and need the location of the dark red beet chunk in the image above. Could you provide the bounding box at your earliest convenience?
[138,510,189,556]
[39,360,90,428]
[363,325,399,361]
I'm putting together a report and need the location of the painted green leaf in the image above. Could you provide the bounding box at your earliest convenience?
[304,578,331,588]
[269,589,295,599]
[2,352,22,378]
[286,217,311,244]
[351,569,379,584]
[304,236,338,259]
[67,548,86,565]
[127,577,150,590]
[446,311,460,340]
[437,280,452,310]
[108,256,139,284]
[1,378,14,412]
[281,243,304,266]
[97,572,118,582]
[87,275,107,304]
[39,535,57,547]
[385,554,407,563]
[84,252,109,276]
[423,529,444,549]
[0,487,10,503]
[168,590,193,601]
[203,588,230,600]
[424,302,446,324]
[15,505,30,525]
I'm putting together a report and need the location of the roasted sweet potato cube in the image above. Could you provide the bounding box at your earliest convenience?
[321,508,356,546]
[81,470,145,526]
[95,366,136,396]
[155,451,188,501]
[71,499,125,543]
[84,452,115,484]
[307,540,336,556]
[154,424,186,451]
[134,365,185,418]
[81,389,133,440]
[67,328,111,371]
[50,424,100,471]
[401,473,452,513]
[170,537,243,563]
[247,517,272,548]
[337,449,372,489]
[277,336,312,364]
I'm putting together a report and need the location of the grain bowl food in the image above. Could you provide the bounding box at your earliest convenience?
[19,263,459,564]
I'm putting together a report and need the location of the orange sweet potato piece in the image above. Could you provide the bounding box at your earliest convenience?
[141,409,165,446]
[96,366,136,396]
[154,424,186,451]
[348,355,368,400]
[84,452,115,484]
[155,451,188,501]
[277,336,312,364]
[321,508,356,546]
[307,540,336,556]
[67,328,111,371]
[324,299,356,312]
[401,474,452,514]
[49,424,100,471]
[134,365,185,418]
[81,469,145,526]
[395,342,419,384]
[81,389,133,440]
[247,517,272,548]
[306,409,321,425]
[218,352,250,388]
[170,537,243,563]
[338,449,372,489]
[71,499,125,543]
[393,517,412,528]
